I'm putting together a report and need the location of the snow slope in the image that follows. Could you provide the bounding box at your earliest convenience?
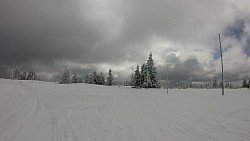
[0,79,250,141]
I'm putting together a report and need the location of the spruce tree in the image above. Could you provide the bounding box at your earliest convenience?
[96,74,101,85]
[13,65,21,80]
[92,71,98,84]
[21,71,27,80]
[107,68,113,86]
[243,79,248,88]
[27,68,37,80]
[130,73,135,87]
[99,73,105,85]
[134,65,141,88]
[59,66,70,84]
[88,74,94,84]
[140,63,148,88]
[71,73,78,83]
[146,52,159,88]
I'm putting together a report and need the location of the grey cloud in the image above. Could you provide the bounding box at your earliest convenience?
[157,54,207,83]
[1,0,250,82]
[0,0,115,64]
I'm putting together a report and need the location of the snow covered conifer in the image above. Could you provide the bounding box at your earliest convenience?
[107,68,113,86]
[140,63,148,88]
[87,74,94,84]
[13,65,21,80]
[146,52,159,88]
[93,71,98,84]
[59,66,70,84]
[243,79,248,88]
[21,71,27,80]
[134,65,141,88]
[99,73,105,85]
[27,68,37,80]
[130,73,135,87]
[71,73,78,83]
[96,74,101,85]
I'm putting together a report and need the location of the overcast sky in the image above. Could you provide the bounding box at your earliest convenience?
[1,0,250,82]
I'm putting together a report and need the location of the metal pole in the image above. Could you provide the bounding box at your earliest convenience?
[12,64,14,81]
[218,34,224,95]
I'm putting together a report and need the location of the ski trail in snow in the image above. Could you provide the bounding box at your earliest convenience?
[0,81,78,141]
[0,82,40,141]
[144,95,216,141]
[1,80,250,141]
[127,94,145,141]
[22,82,78,141]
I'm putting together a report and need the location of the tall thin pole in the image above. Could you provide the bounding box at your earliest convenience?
[12,64,14,81]
[218,34,224,95]
[167,64,169,94]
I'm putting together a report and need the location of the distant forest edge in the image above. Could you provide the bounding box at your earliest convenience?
[7,52,250,89]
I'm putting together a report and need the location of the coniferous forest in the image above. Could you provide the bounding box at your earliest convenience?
[131,52,160,88]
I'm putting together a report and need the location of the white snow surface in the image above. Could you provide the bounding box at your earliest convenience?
[0,79,250,141]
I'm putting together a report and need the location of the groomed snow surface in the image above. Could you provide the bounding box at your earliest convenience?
[0,79,250,141]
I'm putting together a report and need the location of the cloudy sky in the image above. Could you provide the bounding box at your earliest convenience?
[1,0,250,82]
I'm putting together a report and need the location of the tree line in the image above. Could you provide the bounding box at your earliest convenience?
[12,65,37,80]
[59,66,114,86]
[130,52,160,88]
[242,78,250,88]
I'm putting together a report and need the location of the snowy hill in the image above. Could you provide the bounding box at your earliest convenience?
[0,79,250,141]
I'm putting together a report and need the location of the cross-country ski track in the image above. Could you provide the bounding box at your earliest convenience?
[0,79,250,141]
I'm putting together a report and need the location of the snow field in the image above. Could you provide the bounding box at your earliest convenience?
[0,79,250,141]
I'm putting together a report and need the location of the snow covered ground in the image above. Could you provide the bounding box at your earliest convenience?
[0,79,250,141]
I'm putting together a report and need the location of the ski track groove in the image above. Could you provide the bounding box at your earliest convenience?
[3,82,40,140]
[128,94,144,141]
[106,94,119,141]
[201,117,250,140]
[135,93,206,141]
[1,80,250,141]
[0,83,26,137]
[150,96,213,141]
[149,94,250,141]
[17,82,78,141]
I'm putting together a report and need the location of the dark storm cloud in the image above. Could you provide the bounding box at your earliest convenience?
[0,0,124,65]
[1,0,86,63]
[157,54,210,83]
